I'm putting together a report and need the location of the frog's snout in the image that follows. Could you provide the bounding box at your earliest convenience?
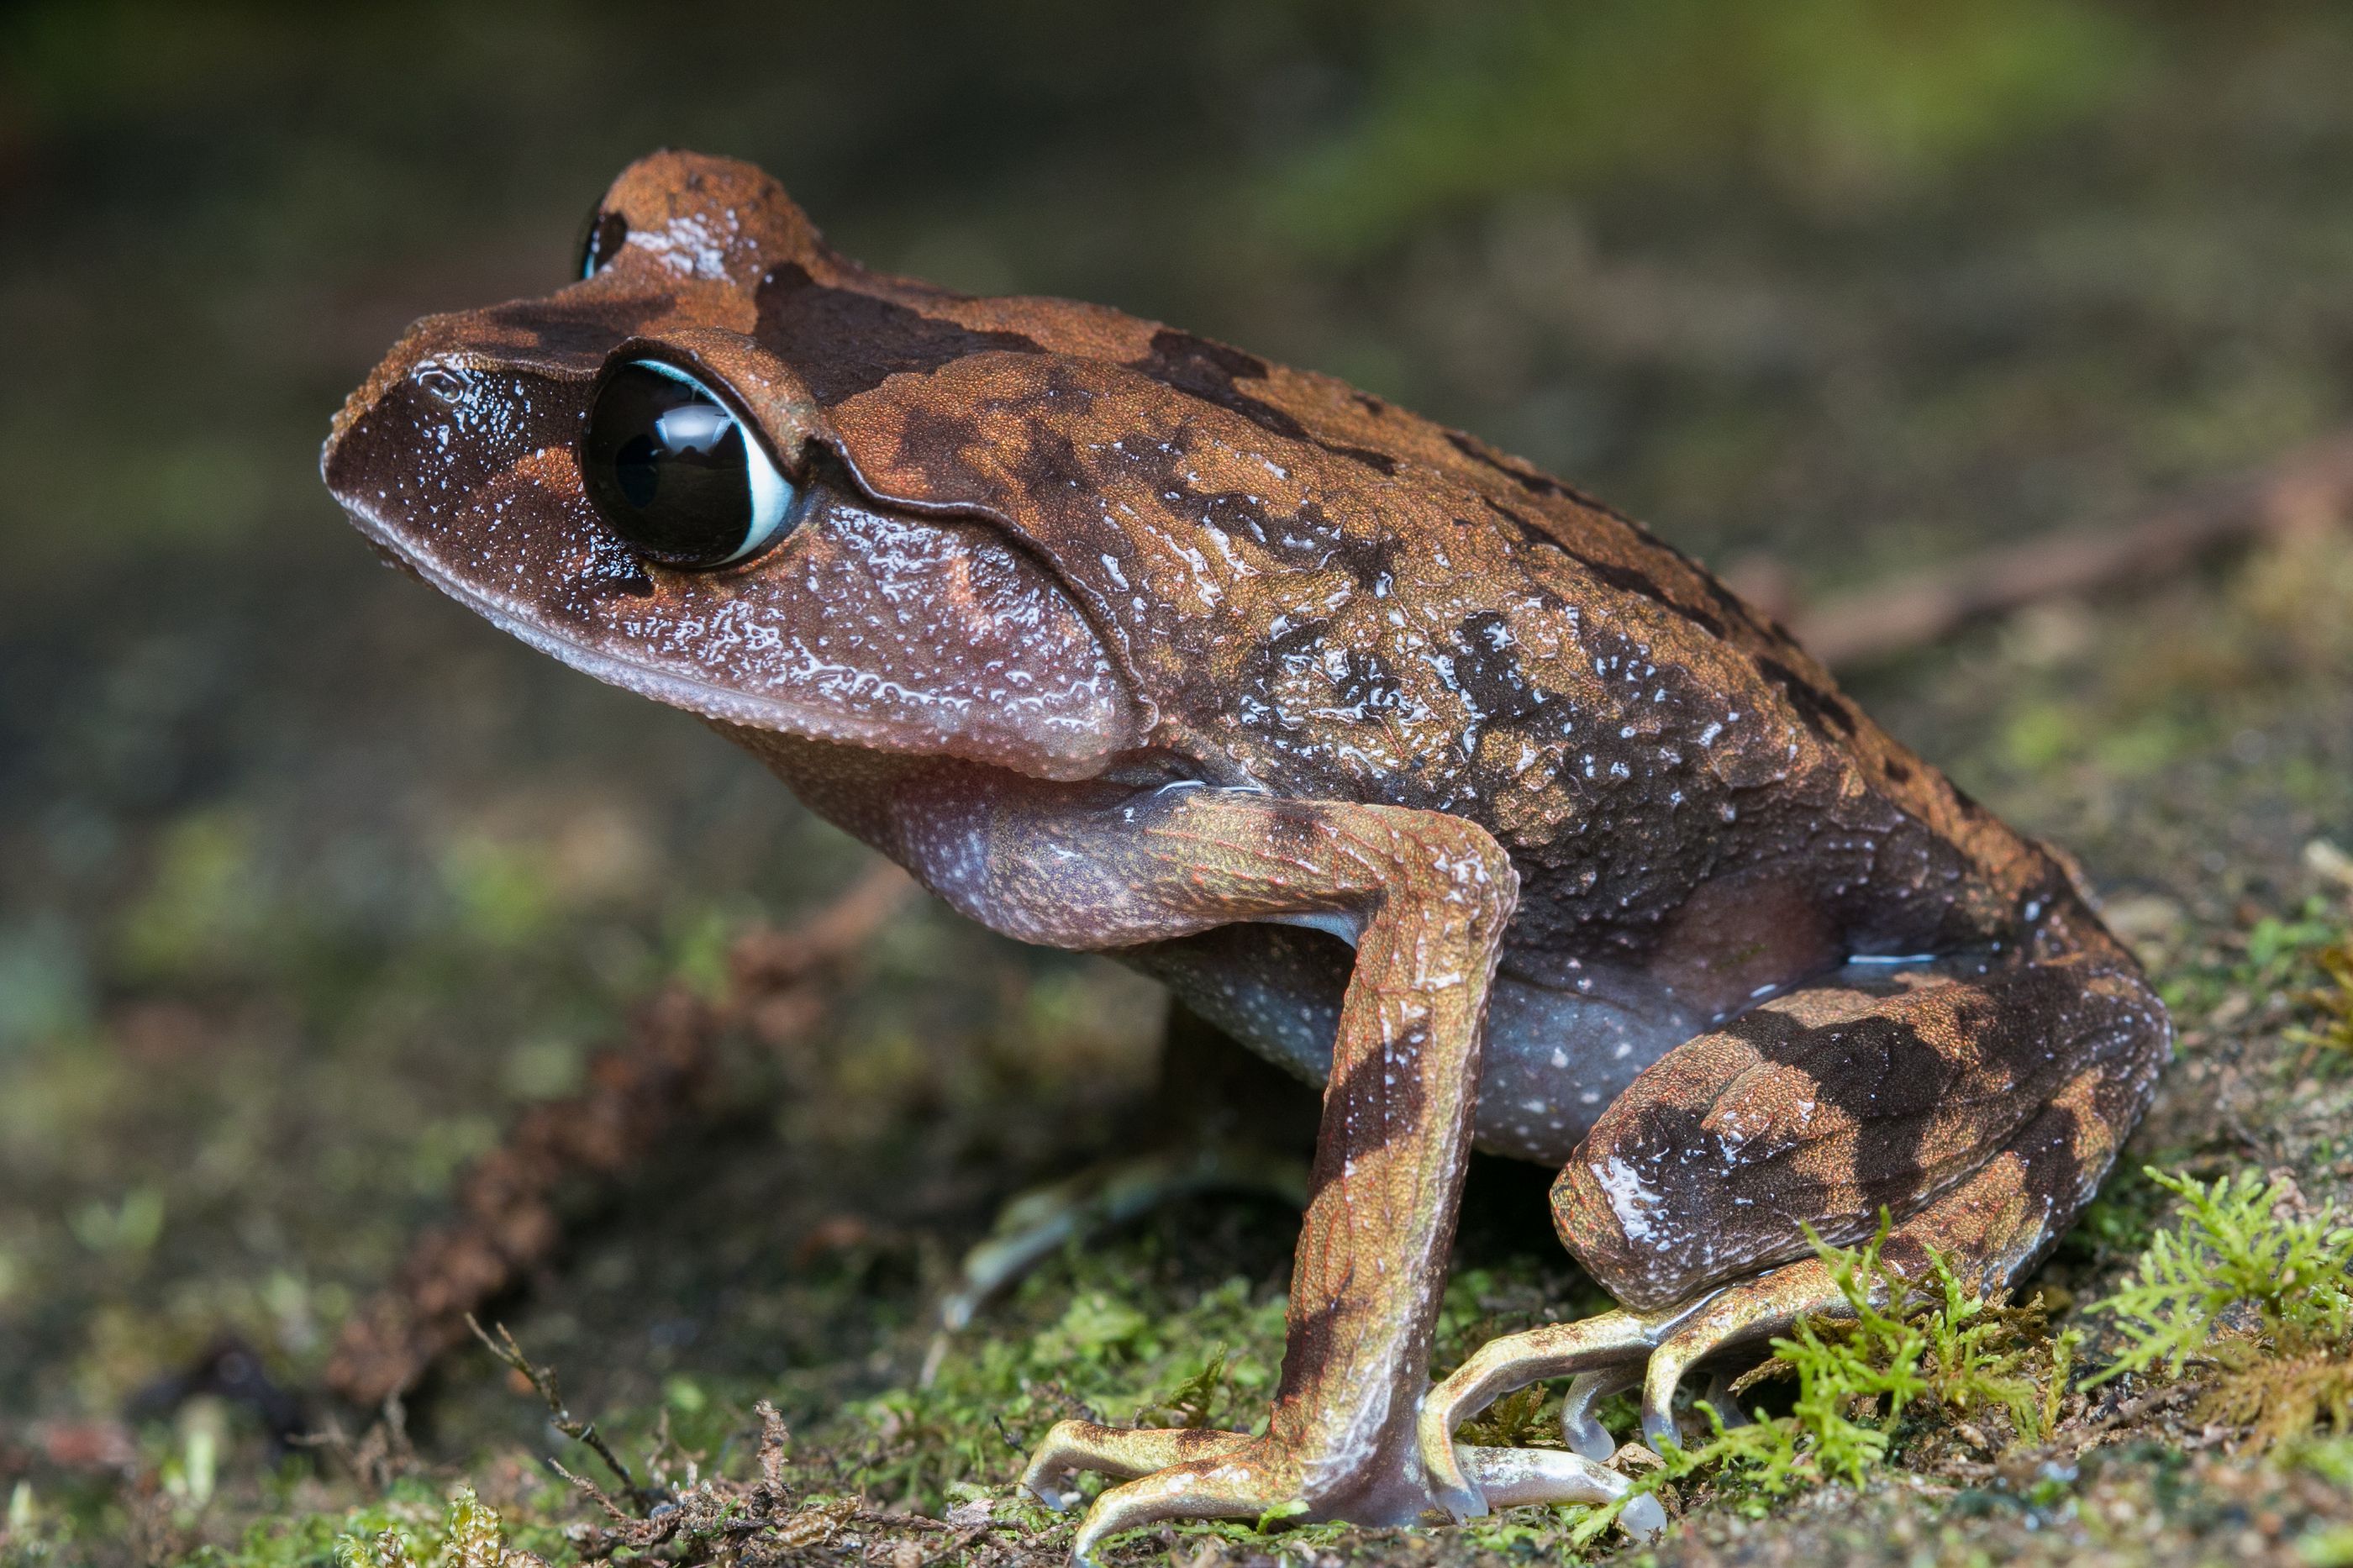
[323,310,482,480]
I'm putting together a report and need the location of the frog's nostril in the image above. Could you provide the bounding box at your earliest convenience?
[414,366,466,404]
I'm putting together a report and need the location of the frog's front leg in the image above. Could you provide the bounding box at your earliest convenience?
[860,770,1528,1553]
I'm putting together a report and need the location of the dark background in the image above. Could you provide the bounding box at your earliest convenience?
[4,3,2352,1560]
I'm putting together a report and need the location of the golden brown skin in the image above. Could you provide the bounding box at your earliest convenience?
[323,152,2169,1558]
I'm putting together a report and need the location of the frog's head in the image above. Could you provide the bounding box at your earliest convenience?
[322,150,1140,780]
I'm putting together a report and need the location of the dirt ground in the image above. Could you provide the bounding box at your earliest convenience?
[3,5,2352,1565]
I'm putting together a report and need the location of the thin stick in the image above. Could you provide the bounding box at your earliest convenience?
[467,1315,647,1509]
[1786,429,2353,668]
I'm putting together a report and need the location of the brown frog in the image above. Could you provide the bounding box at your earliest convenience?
[323,151,2168,1558]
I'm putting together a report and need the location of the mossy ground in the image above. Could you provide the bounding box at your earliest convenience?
[5,5,2353,1565]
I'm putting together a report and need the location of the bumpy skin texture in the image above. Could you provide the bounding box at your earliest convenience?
[324,152,2169,1556]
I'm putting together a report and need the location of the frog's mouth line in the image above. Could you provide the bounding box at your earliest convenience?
[330,487,1130,781]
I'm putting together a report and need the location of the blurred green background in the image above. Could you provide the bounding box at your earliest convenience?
[4,2,2353,1560]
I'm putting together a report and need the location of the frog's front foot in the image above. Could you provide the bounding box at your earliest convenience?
[1022,1418,1654,1564]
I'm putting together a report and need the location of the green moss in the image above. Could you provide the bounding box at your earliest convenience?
[313,1485,566,1568]
[831,1271,1287,1513]
[2087,1167,2353,1388]
[2086,1167,2353,1452]
[1568,1223,2067,1546]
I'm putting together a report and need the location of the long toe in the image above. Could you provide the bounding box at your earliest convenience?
[1456,1445,1663,1541]
[1417,1310,1656,1505]
[1021,1420,1253,1513]
[1559,1366,1642,1460]
[1069,1450,1292,1567]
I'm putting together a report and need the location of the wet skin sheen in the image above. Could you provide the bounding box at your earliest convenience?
[324,152,2169,1557]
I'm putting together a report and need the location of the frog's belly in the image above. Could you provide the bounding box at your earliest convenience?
[1116,923,1697,1166]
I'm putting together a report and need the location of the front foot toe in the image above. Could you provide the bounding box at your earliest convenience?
[1069,1441,1302,1565]
[1029,1424,1469,1564]
[1031,1406,1666,1563]
[1020,1419,1254,1513]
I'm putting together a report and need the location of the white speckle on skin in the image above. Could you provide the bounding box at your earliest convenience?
[1596,1155,1665,1244]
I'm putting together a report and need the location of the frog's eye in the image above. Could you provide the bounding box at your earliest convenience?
[580,360,798,568]
[575,205,629,279]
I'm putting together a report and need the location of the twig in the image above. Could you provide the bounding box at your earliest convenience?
[545,1455,634,1525]
[755,1399,790,1495]
[1767,429,2353,668]
[467,1316,646,1508]
[324,863,913,1408]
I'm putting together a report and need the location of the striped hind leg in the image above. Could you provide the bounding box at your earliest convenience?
[1422,941,2166,1502]
[1424,1076,2148,1483]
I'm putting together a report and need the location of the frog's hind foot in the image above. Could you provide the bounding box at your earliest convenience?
[938,1144,1308,1333]
[939,1001,1315,1339]
[1424,1152,2062,1465]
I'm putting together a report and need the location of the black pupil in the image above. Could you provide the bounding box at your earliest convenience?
[581,365,754,565]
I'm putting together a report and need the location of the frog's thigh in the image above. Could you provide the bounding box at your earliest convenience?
[1624,1085,2134,1448]
[1552,955,2166,1313]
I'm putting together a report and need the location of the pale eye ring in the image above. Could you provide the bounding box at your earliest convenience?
[579,360,798,569]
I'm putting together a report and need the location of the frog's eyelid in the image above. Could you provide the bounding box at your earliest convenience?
[634,359,720,393]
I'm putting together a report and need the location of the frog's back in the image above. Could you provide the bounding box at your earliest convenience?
[748,220,2058,979]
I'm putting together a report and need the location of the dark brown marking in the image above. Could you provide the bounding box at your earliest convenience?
[1321,1020,1432,1164]
[1451,612,1547,726]
[1326,442,1401,476]
[1127,330,1400,476]
[1271,1290,1351,1403]
[1484,497,1728,639]
[1330,647,1407,718]
[478,298,644,359]
[2015,1099,2087,1208]
[1448,431,1565,497]
[1756,655,1858,739]
[755,263,1045,403]
[1260,797,1326,852]
[1127,329,1307,438]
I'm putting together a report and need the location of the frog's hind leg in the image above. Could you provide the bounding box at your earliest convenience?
[1624,1084,2129,1448]
[937,1003,1316,1334]
[1556,949,2165,1317]
[1423,939,2166,1490]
